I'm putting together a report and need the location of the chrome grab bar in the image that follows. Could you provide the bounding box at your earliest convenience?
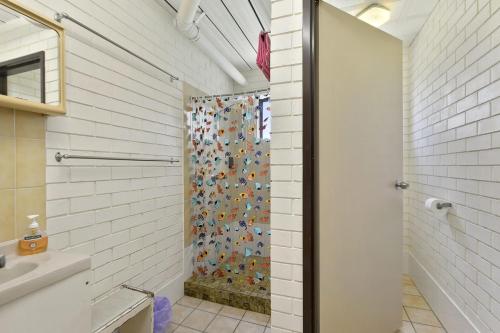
[55,152,179,163]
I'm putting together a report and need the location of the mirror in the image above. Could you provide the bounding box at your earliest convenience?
[0,0,64,114]
[0,52,45,104]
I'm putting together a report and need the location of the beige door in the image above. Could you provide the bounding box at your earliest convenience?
[317,2,403,333]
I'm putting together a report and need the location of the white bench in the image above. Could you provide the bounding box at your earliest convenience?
[92,286,154,333]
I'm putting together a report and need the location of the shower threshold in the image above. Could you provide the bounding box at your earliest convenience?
[184,255,270,315]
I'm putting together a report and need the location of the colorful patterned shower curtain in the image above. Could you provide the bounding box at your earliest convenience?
[189,93,271,290]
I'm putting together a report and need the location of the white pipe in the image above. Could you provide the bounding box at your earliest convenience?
[175,0,201,41]
[174,0,247,86]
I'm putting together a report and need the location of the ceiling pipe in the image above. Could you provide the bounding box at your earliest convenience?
[174,0,247,86]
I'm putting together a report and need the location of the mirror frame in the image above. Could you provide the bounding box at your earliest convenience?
[0,0,65,115]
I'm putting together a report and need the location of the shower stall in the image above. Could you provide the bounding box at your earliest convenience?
[184,91,271,314]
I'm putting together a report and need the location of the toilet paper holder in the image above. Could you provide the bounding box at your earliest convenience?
[436,202,452,210]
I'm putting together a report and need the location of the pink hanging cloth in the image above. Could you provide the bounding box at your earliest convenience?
[256,31,270,81]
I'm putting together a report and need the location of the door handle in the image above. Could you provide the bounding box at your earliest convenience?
[395,181,409,190]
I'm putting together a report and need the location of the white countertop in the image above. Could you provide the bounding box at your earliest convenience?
[0,240,91,307]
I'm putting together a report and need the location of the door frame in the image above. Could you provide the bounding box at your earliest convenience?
[303,1,318,333]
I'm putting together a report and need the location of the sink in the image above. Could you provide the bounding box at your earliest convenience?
[0,240,91,307]
[0,262,38,284]
[0,240,92,333]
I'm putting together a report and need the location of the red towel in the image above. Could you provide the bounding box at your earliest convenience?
[256,32,270,81]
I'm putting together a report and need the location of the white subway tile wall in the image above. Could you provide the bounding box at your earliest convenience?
[270,0,303,332]
[406,0,500,332]
[14,0,233,301]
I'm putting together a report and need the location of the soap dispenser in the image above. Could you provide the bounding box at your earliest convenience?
[18,214,48,255]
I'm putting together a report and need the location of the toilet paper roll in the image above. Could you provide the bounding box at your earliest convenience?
[425,198,449,217]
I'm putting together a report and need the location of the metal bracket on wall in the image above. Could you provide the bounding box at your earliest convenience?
[436,202,452,210]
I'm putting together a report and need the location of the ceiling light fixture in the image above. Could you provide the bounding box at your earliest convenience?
[356,4,391,27]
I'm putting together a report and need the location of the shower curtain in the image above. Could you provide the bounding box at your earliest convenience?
[189,93,271,290]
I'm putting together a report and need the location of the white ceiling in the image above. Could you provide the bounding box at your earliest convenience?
[323,0,438,43]
[157,0,436,78]
[159,0,270,72]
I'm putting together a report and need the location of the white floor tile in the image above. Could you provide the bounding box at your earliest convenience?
[181,309,216,331]
[400,321,416,333]
[412,323,446,333]
[219,305,246,320]
[174,326,202,333]
[197,300,223,314]
[405,307,441,327]
[171,304,194,324]
[205,315,240,333]
[177,296,203,308]
[242,311,270,326]
[167,323,178,333]
[235,321,266,333]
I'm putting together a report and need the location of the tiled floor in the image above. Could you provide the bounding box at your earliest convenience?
[400,275,447,333]
[169,296,270,333]
[170,276,445,333]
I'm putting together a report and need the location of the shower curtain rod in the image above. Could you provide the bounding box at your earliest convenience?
[193,88,270,100]
[54,12,179,82]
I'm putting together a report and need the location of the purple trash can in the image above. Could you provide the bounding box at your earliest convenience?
[154,297,172,333]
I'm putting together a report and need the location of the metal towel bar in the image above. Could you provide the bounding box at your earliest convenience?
[54,12,179,82]
[122,285,155,298]
[55,152,179,163]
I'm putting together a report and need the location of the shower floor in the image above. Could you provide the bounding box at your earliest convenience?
[184,255,270,315]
